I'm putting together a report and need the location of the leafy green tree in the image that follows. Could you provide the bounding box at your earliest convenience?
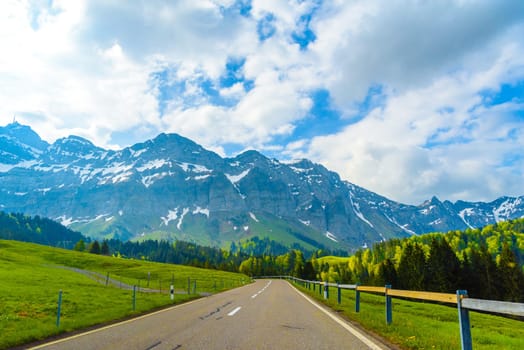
[73,239,86,252]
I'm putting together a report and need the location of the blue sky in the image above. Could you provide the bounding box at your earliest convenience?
[0,0,523,205]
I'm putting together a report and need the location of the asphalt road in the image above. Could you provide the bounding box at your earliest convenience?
[30,279,390,350]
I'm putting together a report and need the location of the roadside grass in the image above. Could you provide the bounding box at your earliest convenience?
[0,240,248,349]
[294,282,524,350]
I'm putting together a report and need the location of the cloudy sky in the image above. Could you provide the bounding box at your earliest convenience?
[1,0,523,205]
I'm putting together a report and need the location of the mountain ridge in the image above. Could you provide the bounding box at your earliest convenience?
[1,122,523,250]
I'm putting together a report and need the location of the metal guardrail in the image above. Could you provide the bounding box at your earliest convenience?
[261,276,523,350]
[461,298,524,317]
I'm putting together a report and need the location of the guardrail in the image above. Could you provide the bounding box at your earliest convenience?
[262,276,524,350]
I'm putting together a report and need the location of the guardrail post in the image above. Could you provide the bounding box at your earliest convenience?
[337,284,341,304]
[457,290,472,350]
[355,286,360,313]
[56,290,62,327]
[324,282,329,299]
[313,282,315,292]
[385,285,392,325]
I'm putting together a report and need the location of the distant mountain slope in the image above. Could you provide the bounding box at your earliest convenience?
[1,122,523,250]
[0,211,85,248]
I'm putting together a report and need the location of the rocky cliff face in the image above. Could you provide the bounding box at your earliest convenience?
[1,122,523,250]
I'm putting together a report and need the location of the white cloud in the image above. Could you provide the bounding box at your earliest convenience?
[310,0,524,109]
[161,68,312,150]
[299,43,524,204]
[0,0,523,205]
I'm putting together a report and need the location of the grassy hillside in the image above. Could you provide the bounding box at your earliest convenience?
[79,211,343,252]
[0,239,248,349]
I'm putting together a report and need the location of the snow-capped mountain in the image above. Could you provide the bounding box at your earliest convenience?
[1,122,523,250]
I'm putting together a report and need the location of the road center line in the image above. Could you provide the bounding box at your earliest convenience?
[252,280,272,299]
[227,306,242,316]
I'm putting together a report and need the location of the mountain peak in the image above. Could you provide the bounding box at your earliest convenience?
[43,135,104,163]
[233,150,276,167]
[0,122,49,152]
[1,122,523,250]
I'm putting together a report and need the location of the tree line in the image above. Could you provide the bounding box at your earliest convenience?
[0,211,84,248]
[308,219,524,302]
[3,210,523,302]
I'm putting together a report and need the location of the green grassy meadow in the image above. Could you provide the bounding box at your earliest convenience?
[294,282,524,350]
[0,240,248,349]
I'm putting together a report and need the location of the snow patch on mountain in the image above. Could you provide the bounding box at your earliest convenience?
[226,169,251,184]
[349,192,374,228]
[385,214,417,235]
[161,208,178,226]
[419,206,436,215]
[178,208,189,230]
[191,174,211,181]
[289,165,313,174]
[326,231,338,242]
[193,206,210,218]
[142,172,173,187]
[177,162,210,173]
[137,159,168,172]
[458,208,475,229]
[58,215,73,226]
[249,212,259,222]
[130,148,147,158]
[299,219,310,226]
[98,162,134,184]
[493,198,521,222]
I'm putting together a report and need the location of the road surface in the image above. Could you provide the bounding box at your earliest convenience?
[30,279,390,350]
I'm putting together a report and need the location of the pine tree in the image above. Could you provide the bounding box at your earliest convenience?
[469,244,500,300]
[376,258,398,287]
[398,242,426,290]
[498,243,524,302]
[101,240,110,255]
[425,238,460,292]
[88,240,101,254]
